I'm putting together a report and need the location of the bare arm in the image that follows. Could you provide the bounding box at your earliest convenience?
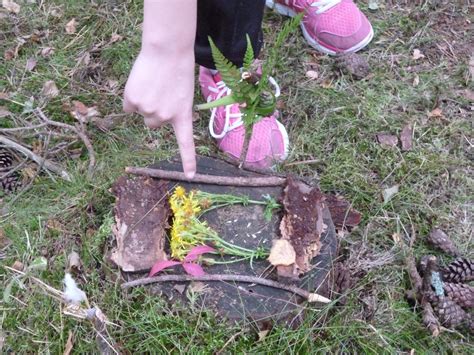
[124,0,197,178]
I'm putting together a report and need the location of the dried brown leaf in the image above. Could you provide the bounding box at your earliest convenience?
[41,47,54,57]
[41,80,59,98]
[0,106,12,118]
[67,251,83,273]
[257,329,270,342]
[70,100,100,123]
[412,74,420,87]
[428,107,443,118]
[268,239,296,266]
[109,33,123,43]
[377,133,398,147]
[383,185,399,203]
[320,79,333,89]
[2,0,20,14]
[11,260,24,271]
[65,18,77,35]
[412,49,425,60]
[26,57,37,71]
[400,124,413,151]
[4,48,15,61]
[305,70,319,80]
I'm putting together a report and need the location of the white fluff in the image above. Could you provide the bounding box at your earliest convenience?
[63,273,87,305]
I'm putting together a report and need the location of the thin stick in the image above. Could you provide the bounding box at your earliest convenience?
[125,167,286,187]
[0,135,71,181]
[34,108,96,177]
[121,274,330,303]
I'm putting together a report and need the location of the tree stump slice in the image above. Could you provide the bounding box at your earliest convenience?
[124,156,337,324]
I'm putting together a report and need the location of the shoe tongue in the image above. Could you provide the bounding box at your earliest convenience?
[213,72,223,83]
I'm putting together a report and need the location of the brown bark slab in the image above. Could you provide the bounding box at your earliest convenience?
[110,176,170,272]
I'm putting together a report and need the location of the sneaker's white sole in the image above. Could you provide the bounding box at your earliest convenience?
[265,0,374,56]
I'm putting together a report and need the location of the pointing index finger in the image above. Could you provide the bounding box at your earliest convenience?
[173,113,196,179]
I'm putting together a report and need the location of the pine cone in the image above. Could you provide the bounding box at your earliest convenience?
[442,258,474,283]
[0,150,14,168]
[443,283,474,309]
[428,294,468,328]
[1,173,21,193]
[427,229,460,257]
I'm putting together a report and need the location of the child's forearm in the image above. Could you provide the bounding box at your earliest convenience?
[141,0,197,54]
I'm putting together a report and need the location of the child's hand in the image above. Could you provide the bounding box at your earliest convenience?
[123,0,197,179]
[123,49,196,178]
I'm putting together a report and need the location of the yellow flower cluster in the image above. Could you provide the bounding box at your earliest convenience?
[169,186,202,260]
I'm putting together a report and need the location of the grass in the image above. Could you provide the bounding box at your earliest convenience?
[1,0,473,353]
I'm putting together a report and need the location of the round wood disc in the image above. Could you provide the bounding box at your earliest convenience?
[130,156,337,324]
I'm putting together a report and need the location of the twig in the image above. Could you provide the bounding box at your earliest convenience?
[121,274,330,303]
[125,167,287,187]
[0,135,71,181]
[0,123,49,132]
[34,108,96,177]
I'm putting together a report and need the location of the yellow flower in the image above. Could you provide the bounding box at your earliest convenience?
[174,186,186,199]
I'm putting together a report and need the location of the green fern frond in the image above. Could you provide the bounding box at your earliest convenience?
[243,34,255,71]
[258,13,303,93]
[208,36,243,97]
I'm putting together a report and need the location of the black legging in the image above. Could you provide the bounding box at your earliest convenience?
[195,0,266,69]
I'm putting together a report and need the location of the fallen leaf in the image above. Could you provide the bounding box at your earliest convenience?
[377,133,398,147]
[41,80,59,98]
[320,78,333,89]
[109,33,123,43]
[428,107,443,118]
[383,185,399,203]
[392,233,401,245]
[11,260,24,271]
[4,48,15,60]
[268,239,296,266]
[2,0,20,14]
[67,251,83,273]
[412,49,425,60]
[173,284,186,294]
[305,70,319,80]
[400,124,413,151]
[188,281,209,294]
[368,0,379,10]
[76,52,90,66]
[412,74,419,87]
[0,106,12,118]
[26,57,37,71]
[41,47,54,57]
[63,330,74,355]
[65,18,77,34]
[257,329,270,342]
[70,100,100,123]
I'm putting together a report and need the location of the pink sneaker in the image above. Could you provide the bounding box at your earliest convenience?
[266,0,374,55]
[199,67,289,169]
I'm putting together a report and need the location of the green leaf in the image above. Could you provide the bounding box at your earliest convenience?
[208,36,243,98]
[243,34,255,71]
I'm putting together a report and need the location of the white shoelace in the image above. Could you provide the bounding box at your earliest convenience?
[207,76,281,139]
[311,0,341,14]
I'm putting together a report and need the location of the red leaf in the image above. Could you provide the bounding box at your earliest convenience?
[182,263,206,276]
[184,245,216,262]
[149,260,180,277]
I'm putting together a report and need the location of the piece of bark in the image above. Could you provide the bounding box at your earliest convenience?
[324,194,361,229]
[277,178,324,277]
[110,176,170,272]
[400,124,413,151]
